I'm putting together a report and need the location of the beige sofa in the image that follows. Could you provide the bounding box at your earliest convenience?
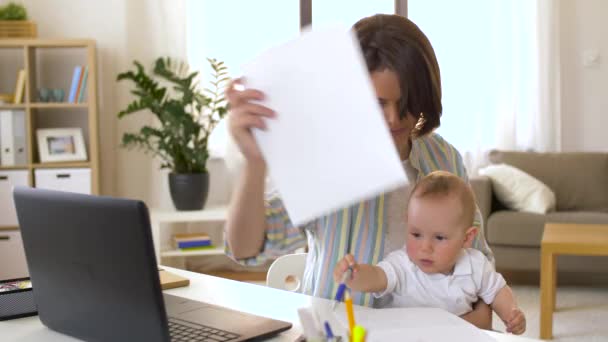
[471,150,608,273]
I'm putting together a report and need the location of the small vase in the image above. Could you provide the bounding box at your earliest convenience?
[168,172,209,211]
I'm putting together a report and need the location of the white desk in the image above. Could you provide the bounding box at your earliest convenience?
[1,267,542,342]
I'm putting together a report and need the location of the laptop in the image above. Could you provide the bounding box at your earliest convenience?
[13,187,292,342]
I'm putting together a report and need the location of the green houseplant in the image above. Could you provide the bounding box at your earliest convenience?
[117,57,229,210]
[0,2,28,20]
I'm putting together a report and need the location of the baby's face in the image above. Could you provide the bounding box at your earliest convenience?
[405,194,469,275]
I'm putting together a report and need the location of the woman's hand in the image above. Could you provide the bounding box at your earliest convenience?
[226,78,276,163]
[333,254,359,284]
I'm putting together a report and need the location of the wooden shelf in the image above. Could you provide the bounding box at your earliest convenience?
[0,39,94,48]
[0,226,19,231]
[31,161,90,168]
[29,102,88,109]
[150,206,228,223]
[0,165,28,170]
[0,104,26,110]
[161,246,225,257]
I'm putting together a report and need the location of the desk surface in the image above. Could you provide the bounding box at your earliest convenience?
[1,266,541,342]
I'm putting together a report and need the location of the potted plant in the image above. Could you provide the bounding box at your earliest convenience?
[117,57,229,210]
[0,2,37,38]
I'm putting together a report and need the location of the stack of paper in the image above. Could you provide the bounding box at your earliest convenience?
[300,299,496,342]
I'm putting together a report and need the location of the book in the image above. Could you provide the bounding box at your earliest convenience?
[67,66,83,103]
[173,233,211,242]
[178,245,216,252]
[173,233,212,249]
[158,269,189,290]
[13,70,26,104]
[76,67,89,103]
[177,240,212,249]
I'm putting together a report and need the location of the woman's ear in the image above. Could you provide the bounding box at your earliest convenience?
[463,226,478,248]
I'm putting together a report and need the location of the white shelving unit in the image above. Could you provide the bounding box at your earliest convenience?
[149,206,228,269]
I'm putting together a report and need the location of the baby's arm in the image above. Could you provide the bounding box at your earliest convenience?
[334,254,388,293]
[491,285,526,335]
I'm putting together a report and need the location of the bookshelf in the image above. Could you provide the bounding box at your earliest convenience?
[0,39,99,279]
[149,206,228,269]
[0,39,100,194]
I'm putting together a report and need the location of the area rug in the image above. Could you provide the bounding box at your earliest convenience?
[492,285,608,341]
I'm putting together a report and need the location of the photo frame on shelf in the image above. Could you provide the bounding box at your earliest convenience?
[36,128,87,163]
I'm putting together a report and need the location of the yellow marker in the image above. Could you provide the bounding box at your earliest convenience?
[352,324,366,342]
[344,290,355,335]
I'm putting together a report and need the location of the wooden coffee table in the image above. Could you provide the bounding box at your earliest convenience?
[540,223,608,339]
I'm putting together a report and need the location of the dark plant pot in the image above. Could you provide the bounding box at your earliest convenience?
[168,173,209,211]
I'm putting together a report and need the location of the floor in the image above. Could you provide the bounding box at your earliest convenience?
[493,285,608,341]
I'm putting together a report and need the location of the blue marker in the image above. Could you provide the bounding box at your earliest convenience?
[332,267,352,309]
[324,321,335,339]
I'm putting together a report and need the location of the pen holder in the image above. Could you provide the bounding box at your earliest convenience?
[0,277,37,321]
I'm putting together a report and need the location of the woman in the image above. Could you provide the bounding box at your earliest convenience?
[224,14,494,328]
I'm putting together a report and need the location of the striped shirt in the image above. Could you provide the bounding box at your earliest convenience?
[225,132,494,306]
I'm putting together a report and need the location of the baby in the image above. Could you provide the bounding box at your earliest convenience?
[334,171,526,334]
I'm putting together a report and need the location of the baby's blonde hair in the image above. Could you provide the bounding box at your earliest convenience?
[409,171,476,228]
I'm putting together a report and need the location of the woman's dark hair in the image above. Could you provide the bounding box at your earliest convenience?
[354,14,442,136]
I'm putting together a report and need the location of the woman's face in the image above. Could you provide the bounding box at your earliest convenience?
[370,69,418,161]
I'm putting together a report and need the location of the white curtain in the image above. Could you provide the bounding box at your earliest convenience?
[409,0,561,174]
[115,0,187,208]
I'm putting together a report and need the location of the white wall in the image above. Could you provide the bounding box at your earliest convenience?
[560,0,608,152]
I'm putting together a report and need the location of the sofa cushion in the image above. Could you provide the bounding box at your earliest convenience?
[488,150,608,212]
[487,210,546,247]
[479,164,556,214]
[488,210,608,247]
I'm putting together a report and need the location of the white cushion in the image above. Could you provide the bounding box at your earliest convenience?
[479,164,556,214]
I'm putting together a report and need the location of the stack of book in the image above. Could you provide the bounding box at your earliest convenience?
[173,233,213,251]
[68,65,89,103]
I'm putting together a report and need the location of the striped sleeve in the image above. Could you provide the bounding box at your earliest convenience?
[224,190,309,266]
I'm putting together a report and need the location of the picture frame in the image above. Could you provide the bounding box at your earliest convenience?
[36,128,87,163]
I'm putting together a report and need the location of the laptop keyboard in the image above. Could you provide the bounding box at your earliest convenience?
[168,318,240,341]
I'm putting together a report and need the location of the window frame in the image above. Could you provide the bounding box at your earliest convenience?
[299,0,408,29]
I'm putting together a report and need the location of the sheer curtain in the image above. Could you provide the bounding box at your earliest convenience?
[115,0,187,208]
[409,0,561,174]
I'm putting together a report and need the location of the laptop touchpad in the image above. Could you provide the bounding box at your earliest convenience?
[179,307,256,332]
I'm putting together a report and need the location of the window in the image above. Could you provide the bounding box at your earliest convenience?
[409,0,542,169]
[186,0,300,157]
[187,0,401,158]
[311,0,394,29]
[186,0,300,77]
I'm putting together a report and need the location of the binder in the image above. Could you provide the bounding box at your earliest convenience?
[0,110,27,166]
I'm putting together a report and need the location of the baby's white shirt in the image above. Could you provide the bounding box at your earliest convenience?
[375,248,506,316]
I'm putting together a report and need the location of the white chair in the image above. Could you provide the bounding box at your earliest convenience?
[266,253,307,292]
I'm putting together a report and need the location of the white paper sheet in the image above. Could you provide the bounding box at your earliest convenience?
[241,26,407,225]
[304,300,496,342]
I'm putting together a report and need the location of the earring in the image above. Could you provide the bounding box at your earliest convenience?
[414,112,426,133]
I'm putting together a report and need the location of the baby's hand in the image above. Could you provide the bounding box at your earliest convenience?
[505,307,526,335]
[333,254,358,284]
